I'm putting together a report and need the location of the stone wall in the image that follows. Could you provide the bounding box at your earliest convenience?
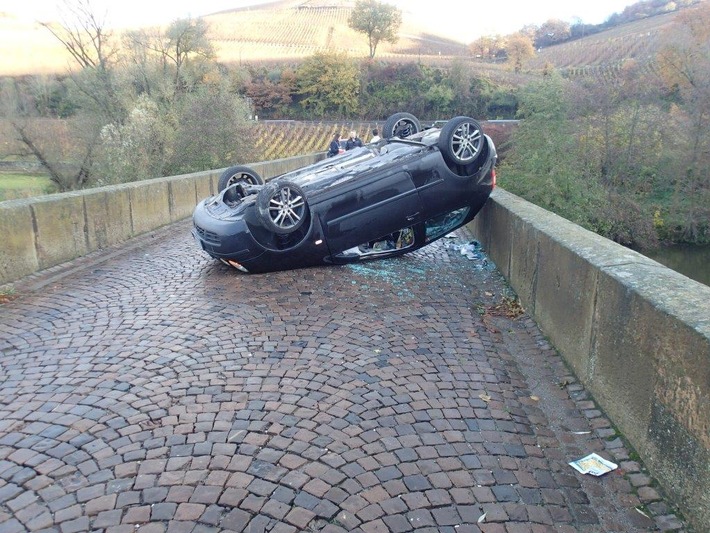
[469,188,710,532]
[0,154,322,286]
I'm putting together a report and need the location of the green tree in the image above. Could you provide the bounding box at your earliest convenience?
[501,70,663,249]
[95,78,256,183]
[296,53,360,117]
[581,64,664,180]
[423,84,454,117]
[499,74,608,233]
[122,28,163,97]
[167,84,256,175]
[444,60,491,118]
[348,0,402,58]
[486,90,518,118]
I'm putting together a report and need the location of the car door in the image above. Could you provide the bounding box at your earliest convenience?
[318,168,423,254]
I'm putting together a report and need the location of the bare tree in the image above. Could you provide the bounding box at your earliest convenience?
[124,18,215,97]
[1,78,98,191]
[7,3,257,190]
[40,0,123,123]
[121,29,157,97]
[12,120,97,190]
[1,0,125,190]
[40,0,114,70]
[655,2,710,241]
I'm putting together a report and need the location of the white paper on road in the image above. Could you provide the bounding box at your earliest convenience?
[569,453,618,476]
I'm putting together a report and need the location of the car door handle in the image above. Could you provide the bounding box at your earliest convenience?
[406,212,420,221]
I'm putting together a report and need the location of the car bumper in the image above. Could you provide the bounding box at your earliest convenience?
[192,201,263,262]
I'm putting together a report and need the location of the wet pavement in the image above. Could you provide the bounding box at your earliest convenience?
[0,220,688,532]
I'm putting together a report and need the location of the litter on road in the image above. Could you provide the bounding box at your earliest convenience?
[569,453,619,476]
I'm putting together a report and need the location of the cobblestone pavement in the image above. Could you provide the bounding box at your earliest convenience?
[0,220,688,533]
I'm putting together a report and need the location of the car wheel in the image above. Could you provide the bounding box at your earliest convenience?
[438,117,484,165]
[383,112,421,139]
[257,180,308,235]
[218,165,264,192]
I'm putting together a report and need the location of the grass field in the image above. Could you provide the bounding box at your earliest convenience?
[0,172,56,201]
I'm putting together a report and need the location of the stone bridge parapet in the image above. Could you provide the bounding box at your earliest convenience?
[0,154,322,287]
[470,189,710,531]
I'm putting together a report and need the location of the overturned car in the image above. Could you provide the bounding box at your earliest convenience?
[192,112,497,274]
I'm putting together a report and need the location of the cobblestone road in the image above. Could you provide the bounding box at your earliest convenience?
[0,221,688,532]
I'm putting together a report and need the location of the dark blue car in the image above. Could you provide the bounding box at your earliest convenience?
[192,112,497,273]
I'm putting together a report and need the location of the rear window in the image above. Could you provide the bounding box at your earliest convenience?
[424,207,470,242]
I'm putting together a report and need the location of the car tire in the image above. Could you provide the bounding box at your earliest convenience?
[218,165,264,192]
[383,112,421,139]
[438,117,485,166]
[257,180,308,235]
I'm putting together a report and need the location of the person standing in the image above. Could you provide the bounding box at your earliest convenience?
[369,128,381,143]
[327,133,341,157]
[345,130,363,150]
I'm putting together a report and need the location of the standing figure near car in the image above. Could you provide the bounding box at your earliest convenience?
[327,133,341,157]
[345,130,363,150]
[369,128,381,143]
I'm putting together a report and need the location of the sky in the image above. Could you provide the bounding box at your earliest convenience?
[2,0,641,42]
